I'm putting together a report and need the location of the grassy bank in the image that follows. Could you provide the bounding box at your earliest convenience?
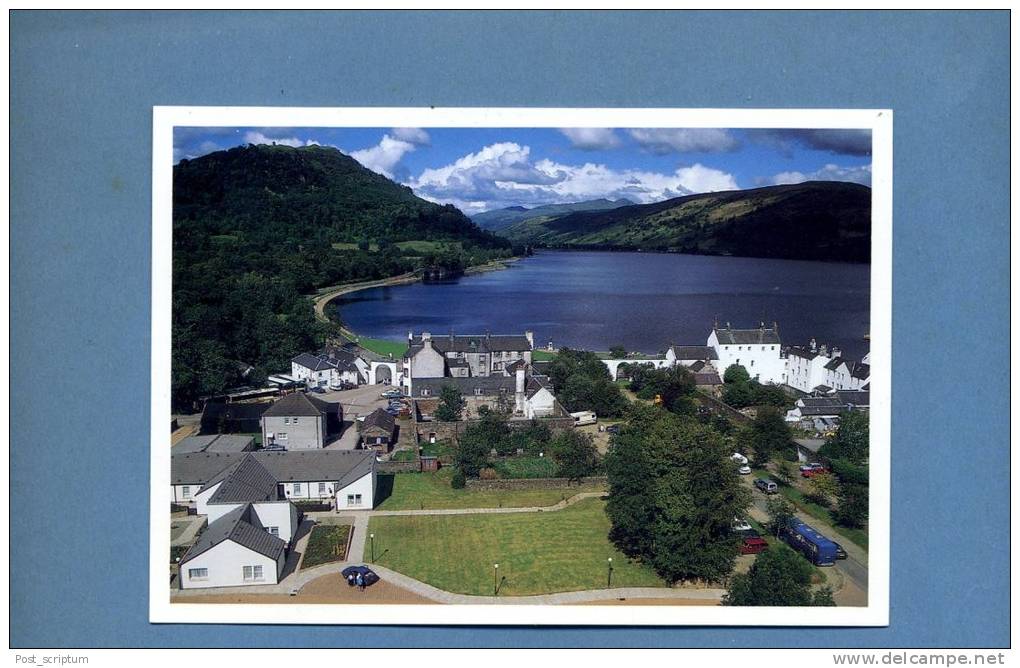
[375,470,605,511]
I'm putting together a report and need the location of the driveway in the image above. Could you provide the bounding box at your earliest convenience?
[320,384,397,451]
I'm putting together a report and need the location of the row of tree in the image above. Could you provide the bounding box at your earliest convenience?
[545,348,629,418]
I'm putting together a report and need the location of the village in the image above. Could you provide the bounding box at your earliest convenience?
[168,319,870,606]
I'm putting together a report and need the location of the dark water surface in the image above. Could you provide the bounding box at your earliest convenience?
[333,251,871,360]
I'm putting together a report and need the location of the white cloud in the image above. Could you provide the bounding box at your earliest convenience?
[391,127,431,145]
[406,142,739,214]
[559,128,622,150]
[628,128,739,154]
[758,163,872,187]
[348,135,421,178]
[243,131,312,148]
[674,163,739,192]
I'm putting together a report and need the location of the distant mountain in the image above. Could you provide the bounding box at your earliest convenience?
[500,182,871,263]
[471,198,635,232]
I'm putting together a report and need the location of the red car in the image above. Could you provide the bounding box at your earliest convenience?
[800,463,830,478]
[740,537,769,555]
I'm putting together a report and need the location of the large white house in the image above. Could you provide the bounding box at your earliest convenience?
[291,349,368,389]
[178,503,289,589]
[707,323,786,385]
[402,330,534,394]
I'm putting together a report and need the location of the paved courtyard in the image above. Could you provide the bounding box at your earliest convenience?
[320,384,399,450]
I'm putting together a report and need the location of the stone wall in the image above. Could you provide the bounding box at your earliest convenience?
[464,476,607,491]
[377,460,421,474]
[696,389,752,424]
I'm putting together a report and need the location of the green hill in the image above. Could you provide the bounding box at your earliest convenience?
[172,144,513,408]
[501,182,871,263]
[471,198,634,232]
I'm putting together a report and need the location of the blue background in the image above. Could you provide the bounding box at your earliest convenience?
[10,10,1009,648]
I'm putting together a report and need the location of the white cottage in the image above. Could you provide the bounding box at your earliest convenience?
[178,503,287,589]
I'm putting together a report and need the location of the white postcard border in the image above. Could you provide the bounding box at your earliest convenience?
[151,106,892,627]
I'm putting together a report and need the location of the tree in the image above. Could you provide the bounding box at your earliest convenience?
[747,407,792,467]
[453,426,491,478]
[550,430,600,483]
[721,381,756,408]
[773,459,799,486]
[605,404,751,583]
[609,345,628,359]
[724,544,835,606]
[434,384,466,422]
[765,496,797,538]
[819,410,869,465]
[834,482,869,528]
[806,471,839,508]
[723,364,750,384]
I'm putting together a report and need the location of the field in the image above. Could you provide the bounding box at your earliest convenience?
[368,498,666,595]
[375,470,605,511]
[344,335,408,358]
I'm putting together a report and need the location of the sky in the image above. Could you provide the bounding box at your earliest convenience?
[173,126,872,215]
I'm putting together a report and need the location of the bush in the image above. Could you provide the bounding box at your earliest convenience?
[479,467,498,480]
[492,456,558,479]
[170,545,189,563]
[451,469,466,489]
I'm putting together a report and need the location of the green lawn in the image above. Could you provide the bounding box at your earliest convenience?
[532,350,558,361]
[492,456,558,479]
[375,469,605,511]
[301,524,352,569]
[347,336,408,358]
[394,240,463,254]
[368,498,665,595]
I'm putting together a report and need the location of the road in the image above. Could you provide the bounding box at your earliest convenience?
[742,478,869,597]
[316,384,400,451]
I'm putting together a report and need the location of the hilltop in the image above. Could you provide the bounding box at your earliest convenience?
[500,181,871,263]
[471,198,635,232]
[172,144,514,408]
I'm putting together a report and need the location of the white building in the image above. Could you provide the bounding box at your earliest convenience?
[708,323,786,385]
[178,503,288,590]
[291,350,367,389]
[171,450,376,511]
[402,330,534,394]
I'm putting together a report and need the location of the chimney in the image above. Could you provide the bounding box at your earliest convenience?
[525,330,534,348]
[422,332,432,349]
[832,347,842,358]
[810,338,817,352]
[407,330,413,342]
[515,367,526,413]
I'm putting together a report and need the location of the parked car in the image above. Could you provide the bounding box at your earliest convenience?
[606,424,621,435]
[754,478,778,494]
[800,462,827,473]
[801,464,831,478]
[833,542,848,560]
[308,386,327,394]
[730,453,748,465]
[737,465,752,475]
[733,527,760,539]
[731,517,752,532]
[341,565,380,587]
[381,389,403,399]
[740,537,770,555]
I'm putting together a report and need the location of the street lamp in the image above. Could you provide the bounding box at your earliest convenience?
[607,557,613,588]
[370,533,375,562]
[493,563,499,596]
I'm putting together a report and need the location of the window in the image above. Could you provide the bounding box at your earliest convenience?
[293,417,299,424]
[421,388,431,397]
[347,493,363,506]
[181,486,191,499]
[243,565,264,582]
[284,417,290,424]
[293,483,303,495]
[318,482,327,495]
[474,387,483,396]
[750,360,755,367]
[278,432,288,440]
[738,346,742,351]
[267,526,279,537]
[188,568,208,580]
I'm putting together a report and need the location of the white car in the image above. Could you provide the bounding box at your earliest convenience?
[737,465,752,475]
[730,453,748,465]
[732,518,752,532]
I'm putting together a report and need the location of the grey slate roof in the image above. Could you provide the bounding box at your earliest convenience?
[361,408,396,434]
[670,345,718,360]
[712,326,781,346]
[786,345,820,360]
[834,391,870,407]
[292,352,336,372]
[851,363,871,380]
[693,371,722,385]
[262,392,340,418]
[180,503,286,565]
[172,450,376,487]
[794,438,826,454]
[207,455,280,504]
[405,332,532,358]
[824,357,846,371]
[172,434,254,454]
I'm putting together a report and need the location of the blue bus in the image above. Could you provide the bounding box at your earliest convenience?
[780,519,839,566]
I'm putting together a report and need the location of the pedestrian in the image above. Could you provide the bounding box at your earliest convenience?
[346,573,355,587]
[356,572,364,591]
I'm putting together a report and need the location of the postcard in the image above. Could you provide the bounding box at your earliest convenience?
[151,107,891,626]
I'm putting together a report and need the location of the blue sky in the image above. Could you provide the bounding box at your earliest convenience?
[174,126,871,215]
